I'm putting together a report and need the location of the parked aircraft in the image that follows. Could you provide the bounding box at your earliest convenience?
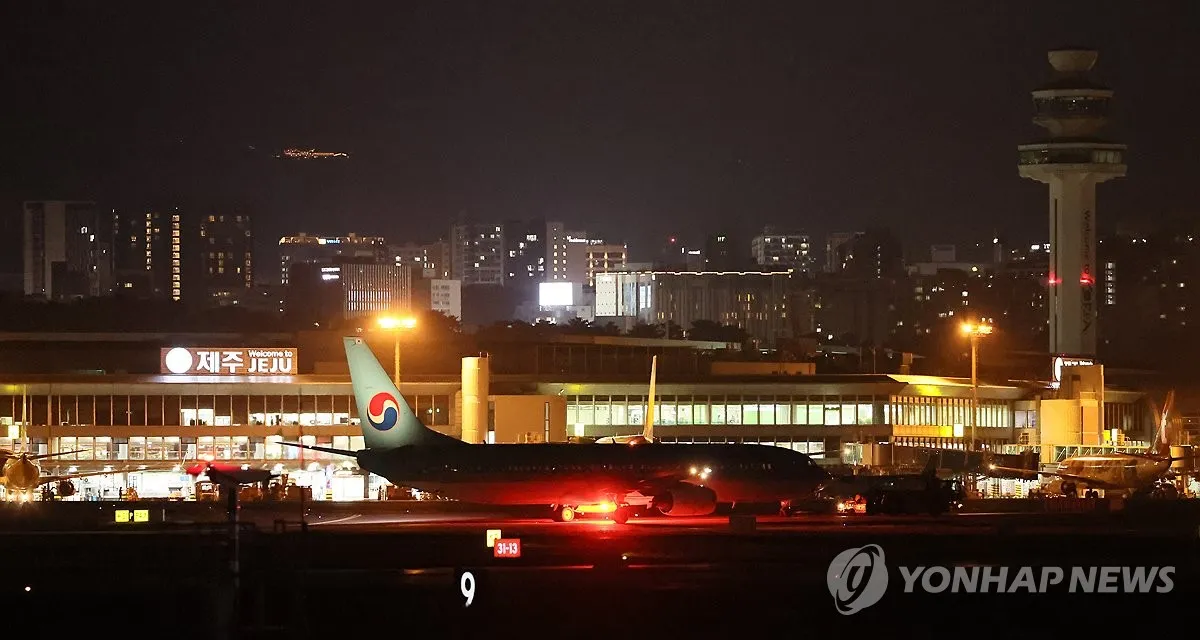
[988,390,1189,497]
[284,337,829,523]
[1,449,123,502]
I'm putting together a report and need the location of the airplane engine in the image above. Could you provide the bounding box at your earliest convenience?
[653,484,717,516]
[56,480,76,497]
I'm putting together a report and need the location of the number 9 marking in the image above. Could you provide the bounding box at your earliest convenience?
[460,571,476,607]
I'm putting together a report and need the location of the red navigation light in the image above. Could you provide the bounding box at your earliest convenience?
[1079,273,1093,285]
[1048,273,1061,286]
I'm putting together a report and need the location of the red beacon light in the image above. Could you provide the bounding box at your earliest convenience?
[1079,272,1094,286]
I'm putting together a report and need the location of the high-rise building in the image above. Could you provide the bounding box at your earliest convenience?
[449,223,504,286]
[280,233,388,285]
[199,214,253,305]
[837,230,903,280]
[110,209,147,295]
[583,243,628,286]
[825,232,857,273]
[558,233,590,282]
[545,221,567,281]
[285,262,412,324]
[110,207,193,300]
[704,233,741,271]
[22,200,113,300]
[504,219,549,284]
[1018,48,1126,358]
[392,240,451,279]
[340,263,411,317]
[751,227,814,274]
[594,270,792,346]
[430,279,462,320]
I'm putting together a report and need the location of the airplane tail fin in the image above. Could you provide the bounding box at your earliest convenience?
[920,450,938,477]
[344,336,463,449]
[643,355,657,442]
[1148,390,1175,458]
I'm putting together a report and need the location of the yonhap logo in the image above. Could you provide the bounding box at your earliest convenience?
[827,545,889,615]
[826,544,1176,614]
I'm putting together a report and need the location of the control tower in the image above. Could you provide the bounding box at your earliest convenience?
[1018,49,1126,358]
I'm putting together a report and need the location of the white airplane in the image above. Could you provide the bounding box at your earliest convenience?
[989,390,1192,497]
[1,448,123,502]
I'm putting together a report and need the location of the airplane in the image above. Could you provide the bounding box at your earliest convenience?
[824,453,940,499]
[987,390,1191,498]
[593,355,657,445]
[184,459,278,488]
[0,449,124,502]
[283,337,830,524]
[823,452,964,515]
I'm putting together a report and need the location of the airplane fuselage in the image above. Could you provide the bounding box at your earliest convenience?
[357,443,828,506]
[1052,455,1170,491]
[2,456,40,491]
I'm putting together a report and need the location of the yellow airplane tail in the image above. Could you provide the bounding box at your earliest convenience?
[643,355,657,442]
[1148,389,1175,457]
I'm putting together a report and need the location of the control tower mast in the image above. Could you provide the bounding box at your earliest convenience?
[1018,49,1126,359]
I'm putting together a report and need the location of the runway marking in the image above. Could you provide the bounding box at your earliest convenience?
[300,563,720,576]
[308,513,363,526]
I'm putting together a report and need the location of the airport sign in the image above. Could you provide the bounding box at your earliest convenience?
[115,509,150,524]
[493,539,522,558]
[485,529,502,548]
[1052,355,1096,383]
[160,347,298,375]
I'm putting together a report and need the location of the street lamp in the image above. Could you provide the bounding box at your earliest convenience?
[378,315,418,388]
[960,321,993,452]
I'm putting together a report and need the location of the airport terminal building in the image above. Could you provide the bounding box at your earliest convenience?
[0,332,1154,500]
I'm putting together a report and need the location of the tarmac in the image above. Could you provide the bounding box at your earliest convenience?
[4,500,1200,638]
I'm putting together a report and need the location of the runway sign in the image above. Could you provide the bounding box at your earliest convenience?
[485,529,502,548]
[493,539,522,558]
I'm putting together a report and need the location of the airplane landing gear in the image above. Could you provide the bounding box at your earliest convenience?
[553,505,576,522]
[778,500,792,517]
[612,506,631,524]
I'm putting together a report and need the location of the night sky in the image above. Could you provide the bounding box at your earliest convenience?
[3,1,1199,270]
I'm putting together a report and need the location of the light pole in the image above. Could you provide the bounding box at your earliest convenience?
[378,315,418,388]
[960,321,993,451]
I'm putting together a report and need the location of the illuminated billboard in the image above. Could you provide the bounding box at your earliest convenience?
[539,282,574,307]
[160,347,298,375]
[1052,355,1096,383]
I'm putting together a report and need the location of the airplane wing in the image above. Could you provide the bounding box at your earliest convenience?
[38,468,126,486]
[280,441,357,457]
[986,464,1041,479]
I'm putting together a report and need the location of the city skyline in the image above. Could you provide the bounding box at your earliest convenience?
[4,3,1200,266]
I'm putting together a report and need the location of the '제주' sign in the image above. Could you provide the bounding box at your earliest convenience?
[160,347,298,375]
